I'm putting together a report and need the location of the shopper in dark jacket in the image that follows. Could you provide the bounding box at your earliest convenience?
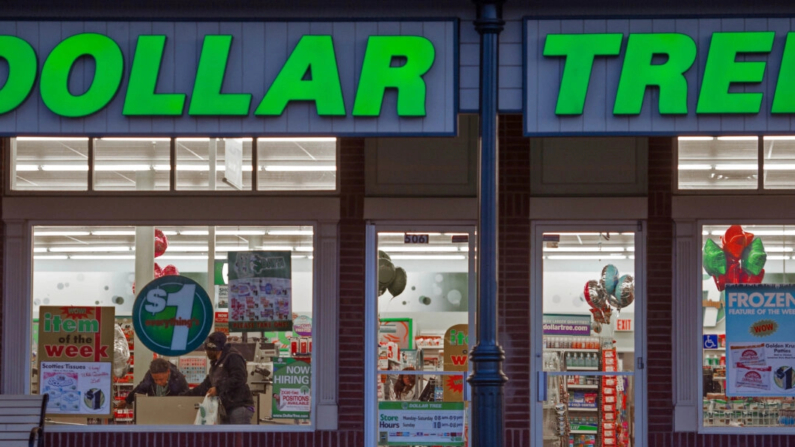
[116,358,189,408]
[185,332,254,424]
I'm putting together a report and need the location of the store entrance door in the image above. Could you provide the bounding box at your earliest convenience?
[364,224,476,447]
[531,223,646,447]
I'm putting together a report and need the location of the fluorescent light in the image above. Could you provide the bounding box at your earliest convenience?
[16,137,88,141]
[264,165,336,172]
[267,230,314,236]
[678,137,714,141]
[390,255,466,260]
[381,246,464,252]
[256,246,293,251]
[764,136,795,141]
[34,255,69,260]
[157,255,209,260]
[33,247,47,253]
[259,138,336,142]
[41,165,88,171]
[100,137,170,142]
[702,231,710,235]
[294,247,314,252]
[765,164,795,170]
[176,165,212,171]
[161,231,178,236]
[94,165,152,171]
[176,138,253,142]
[546,255,628,260]
[153,164,171,171]
[378,232,443,236]
[678,164,712,170]
[714,164,758,170]
[443,233,470,236]
[179,231,209,236]
[49,246,130,252]
[542,247,625,252]
[216,230,265,236]
[766,247,794,252]
[91,231,136,236]
[70,255,135,260]
[35,231,90,237]
[717,136,757,141]
[15,165,39,171]
[557,233,603,236]
[768,256,791,260]
[712,230,795,236]
[163,246,209,252]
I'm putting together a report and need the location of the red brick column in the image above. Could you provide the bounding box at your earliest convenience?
[498,115,531,447]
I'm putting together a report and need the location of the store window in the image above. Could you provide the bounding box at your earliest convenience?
[538,230,640,447]
[373,229,474,447]
[32,225,314,427]
[678,136,795,191]
[8,137,337,192]
[700,224,795,429]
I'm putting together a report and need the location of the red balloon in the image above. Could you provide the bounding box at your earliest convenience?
[154,263,163,278]
[740,268,765,285]
[155,229,168,258]
[162,265,179,276]
[721,225,754,260]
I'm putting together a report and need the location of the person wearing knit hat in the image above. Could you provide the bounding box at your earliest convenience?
[184,331,254,424]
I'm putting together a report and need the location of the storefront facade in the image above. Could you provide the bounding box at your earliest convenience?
[2,1,795,447]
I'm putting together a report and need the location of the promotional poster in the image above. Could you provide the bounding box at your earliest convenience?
[228,251,293,332]
[377,402,465,446]
[725,284,795,396]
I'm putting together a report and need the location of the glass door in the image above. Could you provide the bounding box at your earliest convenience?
[532,224,645,447]
[365,225,476,447]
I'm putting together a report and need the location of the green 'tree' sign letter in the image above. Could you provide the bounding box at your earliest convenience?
[543,31,795,116]
[0,33,435,118]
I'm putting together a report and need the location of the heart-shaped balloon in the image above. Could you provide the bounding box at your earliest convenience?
[162,265,179,276]
[741,238,767,276]
[584,280,601,308]
[600,264,619,297]
[721,225,754,260]
[154,229,169,258]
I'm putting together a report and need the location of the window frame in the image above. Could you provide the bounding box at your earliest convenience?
[5,137,340,196]
[363,222,478,447]
[671,136,795,194]
[674,218,795,434]
[1,197,340,433]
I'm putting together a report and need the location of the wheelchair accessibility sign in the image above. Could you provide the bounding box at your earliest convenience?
[703,334,718,349]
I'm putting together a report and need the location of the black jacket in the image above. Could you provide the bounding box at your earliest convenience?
[186,346,254,412]
[125,362,190,405]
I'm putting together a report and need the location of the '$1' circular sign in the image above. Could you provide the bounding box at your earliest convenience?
[133,276,214,357]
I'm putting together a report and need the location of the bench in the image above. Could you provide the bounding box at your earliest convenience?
[0,394,48,447]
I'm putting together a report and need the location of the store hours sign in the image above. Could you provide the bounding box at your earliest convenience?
[133,276,214,357]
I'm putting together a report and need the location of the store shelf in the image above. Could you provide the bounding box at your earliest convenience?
[565,367,599,371]
[545,348,600,353]
[570,430,598,434]
[567,384,599,389]
[568,407,598,412]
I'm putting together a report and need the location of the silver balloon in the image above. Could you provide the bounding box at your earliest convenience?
[612,274,635,309]
[112,324,130,378]
[600,264,619,297]
[379,257,396,291]
[585,280,607,309]
[388,267,408,297]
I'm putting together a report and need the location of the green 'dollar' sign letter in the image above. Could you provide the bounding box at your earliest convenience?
[0,36,37,115]
[40,33,124,118]
[256,35,345,116]
[190,35,252,116]
[696,32,774,114]
[124,35,186,116]
[614,33,696,115]
[352,36,435,117]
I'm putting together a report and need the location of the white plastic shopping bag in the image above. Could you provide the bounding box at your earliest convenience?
[194,396,221,425]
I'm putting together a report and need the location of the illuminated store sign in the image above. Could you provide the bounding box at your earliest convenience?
[0,21,456,135]
[525,19,795,135]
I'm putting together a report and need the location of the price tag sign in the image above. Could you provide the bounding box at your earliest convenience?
[133,276,214,357]
[404,233,429,244]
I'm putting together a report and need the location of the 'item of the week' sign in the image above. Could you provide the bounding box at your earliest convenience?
[0,21,456,136]
[525,19,795,135]
[725,284,795,397]
[133,276,214,357]
[543,314,591,336]
[38,306,115,363]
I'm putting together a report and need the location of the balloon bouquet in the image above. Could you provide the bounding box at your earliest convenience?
[703,225,767,291]
[584,265,635,333]
[132,229,180,294]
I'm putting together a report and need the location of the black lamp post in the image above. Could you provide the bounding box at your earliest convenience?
[468,1,508,447]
